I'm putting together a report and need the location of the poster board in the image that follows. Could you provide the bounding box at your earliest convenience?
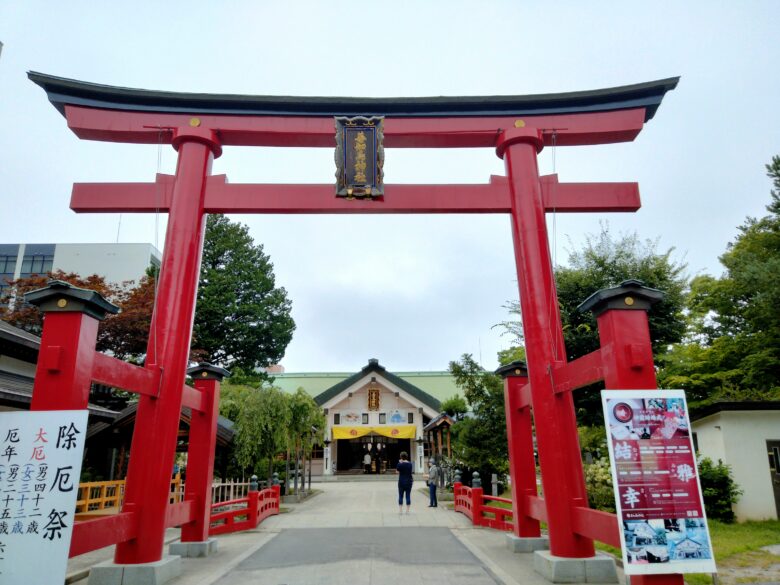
[602,390,716,575]
[0,410,89,585]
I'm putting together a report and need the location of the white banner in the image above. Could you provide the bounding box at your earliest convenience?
[0,410,89,585]
[602,390,716,575]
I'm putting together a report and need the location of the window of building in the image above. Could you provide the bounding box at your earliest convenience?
[333,413,340,425]
[20,254,54,275]
[407,412,414,424]
[378,413,386,424]
[311,444,324,459]
[0,255,16,276]
[362,413,369,424]
[20,245,55,277]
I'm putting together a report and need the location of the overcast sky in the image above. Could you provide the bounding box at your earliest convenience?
[1,2,778,373]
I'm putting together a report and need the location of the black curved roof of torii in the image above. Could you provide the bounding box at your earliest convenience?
[28,72,679,122]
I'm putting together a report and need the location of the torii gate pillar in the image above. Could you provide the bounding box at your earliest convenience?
[498,128,594,559]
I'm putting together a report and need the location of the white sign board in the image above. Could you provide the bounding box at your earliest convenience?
[602,390,716,575]
[0,410,88,585]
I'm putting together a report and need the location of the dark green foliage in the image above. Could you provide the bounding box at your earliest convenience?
[194,214,295,372]
[555,226,687,362]
[440,395,468,421]
[448,354,508,481]
[697,457,742,523]
[658,157,780,404]
[552,227,687,424]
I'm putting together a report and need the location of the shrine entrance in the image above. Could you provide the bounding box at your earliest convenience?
[27,71,681,585]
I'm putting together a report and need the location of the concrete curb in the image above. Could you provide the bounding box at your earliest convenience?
[65,533,181,584]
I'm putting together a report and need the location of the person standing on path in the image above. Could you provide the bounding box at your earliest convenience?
[426,459,439,507]
[396,451,414,514]
[363,450,372,474]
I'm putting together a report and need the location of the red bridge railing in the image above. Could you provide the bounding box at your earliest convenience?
[208,485,280,536]
[453,482,513,532]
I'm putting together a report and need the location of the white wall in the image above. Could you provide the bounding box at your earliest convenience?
[693,410,780,520]
[53,243,160,286]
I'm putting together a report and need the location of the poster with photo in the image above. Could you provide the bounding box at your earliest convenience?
[602,390,716,575]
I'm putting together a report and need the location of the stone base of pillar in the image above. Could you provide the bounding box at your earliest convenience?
[88,555,181,585]
[533,550,618,583]
[506,533,550,553]
[169,538,218,558]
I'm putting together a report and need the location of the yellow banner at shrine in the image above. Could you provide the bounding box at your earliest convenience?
[332,425,416,440]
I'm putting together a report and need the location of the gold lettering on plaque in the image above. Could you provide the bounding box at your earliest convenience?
[354,131,368,184]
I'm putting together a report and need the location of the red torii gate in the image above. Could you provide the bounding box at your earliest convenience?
[29,72,679,584]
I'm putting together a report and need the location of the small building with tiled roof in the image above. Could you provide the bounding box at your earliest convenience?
[302,359,446,476]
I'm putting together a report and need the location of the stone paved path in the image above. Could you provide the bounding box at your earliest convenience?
[213,481,547,585]
[72,481,609,585]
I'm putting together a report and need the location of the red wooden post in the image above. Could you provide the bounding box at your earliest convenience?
[581,279,685,585]
[181,363,228,543]
[497,128,593,558]
[471,485,484,526]
[496,360,541,538]
[115,127,221,565]
[26,280,118,411]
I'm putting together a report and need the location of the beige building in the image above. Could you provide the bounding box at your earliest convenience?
[691,402,780,520]
[285,359,444,476]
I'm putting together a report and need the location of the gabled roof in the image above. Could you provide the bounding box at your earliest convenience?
[314,359,441,412]
[86,401,235,446]
[423,413,455,432]
[0,371,118,419]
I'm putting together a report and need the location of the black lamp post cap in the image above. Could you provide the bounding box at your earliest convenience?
[24,279,119,321]
[577,279,665,317]
[494,360,529,378]
[187,362,231,381]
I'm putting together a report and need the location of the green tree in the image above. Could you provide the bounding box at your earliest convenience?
[448,354,508,480]
[554,227,687,362]
[515,227,687,423]
[193,214,295,372]
[440,395,468,421]
[658,157,780,402]
[232,386,290,483]
[499,228,687,362]
[286,388,317,495]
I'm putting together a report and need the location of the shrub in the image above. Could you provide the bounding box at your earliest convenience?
[584,458,616,512]
[698,457,742,523]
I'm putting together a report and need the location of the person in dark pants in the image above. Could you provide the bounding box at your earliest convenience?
[396,451,413,514]
[426,459,439,507]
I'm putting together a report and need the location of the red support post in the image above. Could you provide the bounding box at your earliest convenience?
[181,363,229,543]
[471,486,484,527]
[26,281,119,411]
[115,127,221,565]
[497,361,541,537]
[583,279,685,585]
[497,128,593,558]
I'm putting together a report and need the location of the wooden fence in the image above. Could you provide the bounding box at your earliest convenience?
[75,474,182,515]
[76,476,261,516]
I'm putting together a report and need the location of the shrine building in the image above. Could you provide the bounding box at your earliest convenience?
[275,358,458,475]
